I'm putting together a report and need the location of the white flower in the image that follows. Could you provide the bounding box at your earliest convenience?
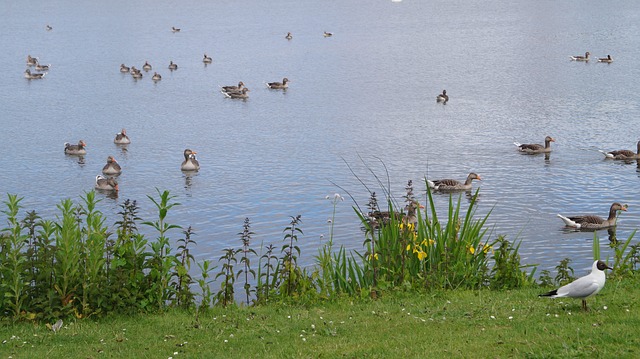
[224,340,228,343]
[508,316,513,320]
[490,316,495,319]
[603,306,608,310]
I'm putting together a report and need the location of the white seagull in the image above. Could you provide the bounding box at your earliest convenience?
[539,260,612,311]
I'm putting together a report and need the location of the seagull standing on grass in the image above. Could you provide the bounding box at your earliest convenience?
[539,260,612,311]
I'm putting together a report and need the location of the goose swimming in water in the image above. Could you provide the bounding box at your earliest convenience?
[223,87,250,99]
[436,90,448,103]
[220,81,245,93]
[427,172,482,191]
[285,32,292,40]
[203,54,213,64]
[181,149,200,171]
[64,140,87,155]
[114,129,131,144]
[152,72,162,81]
[24,69,45,79]
[95,175,119,191]
[599,140,640,160]
[266,77,289,89]
[557,202,627,230]
[514,136,555,154]
[102,156,122,175]
[172,26,181,33]
[597,54,613,63]
[570,51,590,61]
[142,61,152,71]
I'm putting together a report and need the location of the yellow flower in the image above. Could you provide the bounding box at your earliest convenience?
[368,253,379,261]
[482,244,492,254]
[468,246,475,254]
[416,250,427,261]
[406,244,411,251]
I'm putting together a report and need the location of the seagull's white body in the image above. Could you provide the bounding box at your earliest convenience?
[539,260,612,310]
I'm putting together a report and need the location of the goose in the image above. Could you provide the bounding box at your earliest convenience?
[27,55,38,66]
[131,70,143,79]
[266,77,289,89]
[557,202,627,230]
[181,149,200,171]
[223,87,250,99]
[46,25,53,31]
[427,172,482,191]
[285,32,292,40]
[142,61,152,71]
[436,90,448,103]
[114,129,131,144]
[599,140,640,160]
[597,54,613,63]
[152,72,162,81]
[203,54,213,64]
[102,156,122,175]
[24,69,45,79]
[220,81,245,93]
[368,200,424,228]
[514,136,555,154]
[64,140,87,155]
[539,260,612,311]
[172,26,181,33]
[168,61,178,70]
[129,66,139,74]
[35,63,50,71]
[95,175,119,191]
[120,64,130,73]
[323,31,333,37]
[570,51,590,61]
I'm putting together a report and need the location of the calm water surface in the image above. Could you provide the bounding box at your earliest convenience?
[2,0,640,275]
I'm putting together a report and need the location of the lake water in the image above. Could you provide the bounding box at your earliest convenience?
[2,0,640,276]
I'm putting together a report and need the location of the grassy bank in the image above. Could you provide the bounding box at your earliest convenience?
[2,275,639,358]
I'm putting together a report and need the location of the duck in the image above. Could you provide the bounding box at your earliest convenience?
[223,87,250,99]
[95,175,119,191]
[24,69,45,79]
[26,55,38,66]
[120,64,130,73]
[35,63,50,71]
[168,61,178,70]
[172,26,181,33]
[323,31,333,37]
[203,54,213,64]
[285,32,292,40]
[220,81,245,93]
[64,140,87,155]
[557,202,627,230]
[266,77,289,89]
[597,54,613,63]
[570,51,590,61]
[102,156,122,175]
[181,149,200,171]
[131,70,143,79]
[539,260,612,311]
[152,72,162,81]
[46,25,53,31]
[514,136,555,154]
[599,140,640,160]
[436,90,448,103]
[129,66,139,74]
[142,61,152,71]
[114,129,131,144]
[427,172,482,191]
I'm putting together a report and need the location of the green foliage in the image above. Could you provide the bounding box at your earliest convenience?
[237,218,257,306]
[554,258,576,286]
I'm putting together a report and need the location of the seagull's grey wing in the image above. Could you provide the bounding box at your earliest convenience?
[557,277,600,299]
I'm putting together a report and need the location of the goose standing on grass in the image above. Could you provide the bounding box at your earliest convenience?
[285,32,292,40]
[599,141,640,160]
[427,172,482,191]
[24,69,45,79]
[436,90,448,103]
[557,202,627,230]
[597,54,613,63]
[181,149,200,171]
[570,51,590,61]
[514,136,555,154]
[266,77,289,89]
[539,260,612,311]
[203,54,213,64]
[114,129,131,144]
[223,87,250,99]
[221,81,245,93]
[168,61,178,70]
[64,140,87,155]
[95,175,119,191]
[142,61,152,71]
[152,72,162,82]
[102,156,122,176]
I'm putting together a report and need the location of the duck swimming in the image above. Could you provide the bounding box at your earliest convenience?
[266,77,289,89]
[64,140,87,155]
[102,156,122,175]
[114,129,131,144]
[427,172,481,191]
[514,136,555,154]
[181,149,200,171]
[95,175,119,191]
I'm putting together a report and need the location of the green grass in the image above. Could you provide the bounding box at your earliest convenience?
[2,275,639,359]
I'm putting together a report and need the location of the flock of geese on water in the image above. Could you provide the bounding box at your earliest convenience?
[63,129,203,194]
[419,135,634,232]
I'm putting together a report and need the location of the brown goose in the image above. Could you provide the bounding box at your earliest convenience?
[220,81,245,93]
[95,175,119,191]
[266,77,289,89]
[368,200,424,228]
[114,128,131,144]
[285,32,292,40]
[203,54,213,64]
[168,61,178,70]
[64,140,87,155]
[181,149,200,171]
[514,136,555,153]
[171,26,181,33]
[24,69,45,79]
[102,156,122,175]
[436,90,448,103]
[142,61,152,71]
[427,172,481,191]
[223,87,250,99]
[597,55,613,63]
[557,202,627,230]
[599,141,640,160]
[152,72,162,81]
[570,52,590,61]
